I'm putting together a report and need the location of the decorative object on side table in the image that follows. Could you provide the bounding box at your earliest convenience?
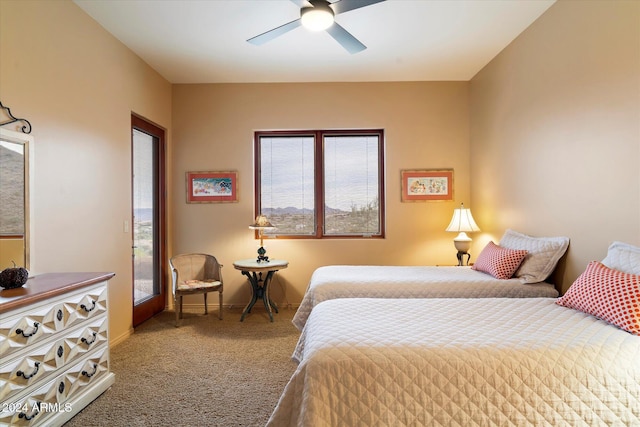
[249,215,275,263]
[445,203,480,266]
[0,261,29,289]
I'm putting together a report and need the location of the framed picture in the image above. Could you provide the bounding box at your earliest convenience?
[186,171,238,203]
[401,169,453,202]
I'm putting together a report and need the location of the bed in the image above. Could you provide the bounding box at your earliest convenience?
[270,241,640,426]
[292,265,559,330]
[293,229,570,330]
[271,297,640,426]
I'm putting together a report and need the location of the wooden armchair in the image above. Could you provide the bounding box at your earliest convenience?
[169,253,223,327]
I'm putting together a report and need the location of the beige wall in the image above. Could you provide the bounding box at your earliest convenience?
[470,0,640,293]
[0,0,172,343]
[172,82,470,307]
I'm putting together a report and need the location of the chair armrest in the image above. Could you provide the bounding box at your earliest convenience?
[170,267,179,294]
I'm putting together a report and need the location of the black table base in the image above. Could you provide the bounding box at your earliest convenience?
[240,270,279,322]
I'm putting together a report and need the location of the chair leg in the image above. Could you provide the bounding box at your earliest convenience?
[175,296,181,327]
[218,291,223,320]
[203,293,208,315]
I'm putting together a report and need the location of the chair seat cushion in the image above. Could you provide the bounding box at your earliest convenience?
[178,280,222,291]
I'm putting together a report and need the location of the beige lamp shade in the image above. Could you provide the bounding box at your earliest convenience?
[249,215,274,230]
[446,203,480,232]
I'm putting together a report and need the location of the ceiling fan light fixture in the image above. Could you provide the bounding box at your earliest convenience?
[301,2,335,32]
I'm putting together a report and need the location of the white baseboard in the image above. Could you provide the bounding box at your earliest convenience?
[177,302,300,312]
[110,327,134,347]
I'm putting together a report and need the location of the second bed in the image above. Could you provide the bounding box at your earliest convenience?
[292,229,570,330]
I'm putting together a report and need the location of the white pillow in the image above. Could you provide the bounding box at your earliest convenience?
[499,229,570,283]
[601,241,640,275]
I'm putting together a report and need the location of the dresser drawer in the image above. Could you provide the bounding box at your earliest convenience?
[63,284,108,331]
[0,303,66,360]
[0,346,110,427]
[0,283,107,360]
[0,316,108,403]
[63,315,109,362]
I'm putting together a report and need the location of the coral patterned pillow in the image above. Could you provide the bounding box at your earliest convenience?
[556,261,640,335]
[472,241,528,280]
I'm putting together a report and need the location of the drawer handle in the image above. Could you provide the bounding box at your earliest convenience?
[81,332,97,346]
[82,363,98,378]
[18,408,39,421]
[57,345,64,358]
[17,362,40,380]
[16,322,39,338]
[58,381,65,394]
[81,300,96,313]
[57,309,63,321]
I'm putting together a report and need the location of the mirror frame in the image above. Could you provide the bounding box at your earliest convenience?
[0,128,34,272]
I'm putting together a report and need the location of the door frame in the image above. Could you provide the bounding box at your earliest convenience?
[131,114,167,327]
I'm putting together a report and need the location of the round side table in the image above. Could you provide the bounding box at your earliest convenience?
[233,259,288,322]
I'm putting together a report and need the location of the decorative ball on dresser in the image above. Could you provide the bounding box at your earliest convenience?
[0,260,29,288]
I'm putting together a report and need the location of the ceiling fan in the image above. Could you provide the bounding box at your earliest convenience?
[247,0,386,54]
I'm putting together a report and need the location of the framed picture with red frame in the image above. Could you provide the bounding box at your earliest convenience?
[401,169,453,202]
[186,171,238,203]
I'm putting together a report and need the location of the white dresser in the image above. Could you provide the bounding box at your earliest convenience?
[0,272,115,426]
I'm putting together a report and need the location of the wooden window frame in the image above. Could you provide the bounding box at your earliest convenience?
[254,129,385,239]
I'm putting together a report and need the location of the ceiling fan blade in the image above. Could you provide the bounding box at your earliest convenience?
[289,0,312,7]
[325,22,366,54]
[330,0,386,15]
[247,19,302,46]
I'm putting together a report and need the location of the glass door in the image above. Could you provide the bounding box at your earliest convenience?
[132,115,166,326]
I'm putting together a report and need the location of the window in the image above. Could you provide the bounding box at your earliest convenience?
[255,129,385,238]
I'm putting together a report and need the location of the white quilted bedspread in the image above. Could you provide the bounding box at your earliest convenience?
[270,298,640,427]
[292,266,559,330]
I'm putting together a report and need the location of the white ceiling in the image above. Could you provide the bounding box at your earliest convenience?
[73,0,555,84]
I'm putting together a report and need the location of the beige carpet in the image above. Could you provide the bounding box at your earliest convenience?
[63,307,299,427]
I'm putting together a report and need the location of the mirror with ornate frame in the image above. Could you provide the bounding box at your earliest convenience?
[0,120,34,272]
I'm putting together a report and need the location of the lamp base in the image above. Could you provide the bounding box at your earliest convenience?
[456,250,471,266]
[452,233,472,266]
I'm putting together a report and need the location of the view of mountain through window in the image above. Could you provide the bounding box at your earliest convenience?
[255,130,384,238]
[0,141,24,235]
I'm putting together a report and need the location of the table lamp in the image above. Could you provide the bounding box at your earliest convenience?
[249,215,275,263]
[445,203,480,266]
